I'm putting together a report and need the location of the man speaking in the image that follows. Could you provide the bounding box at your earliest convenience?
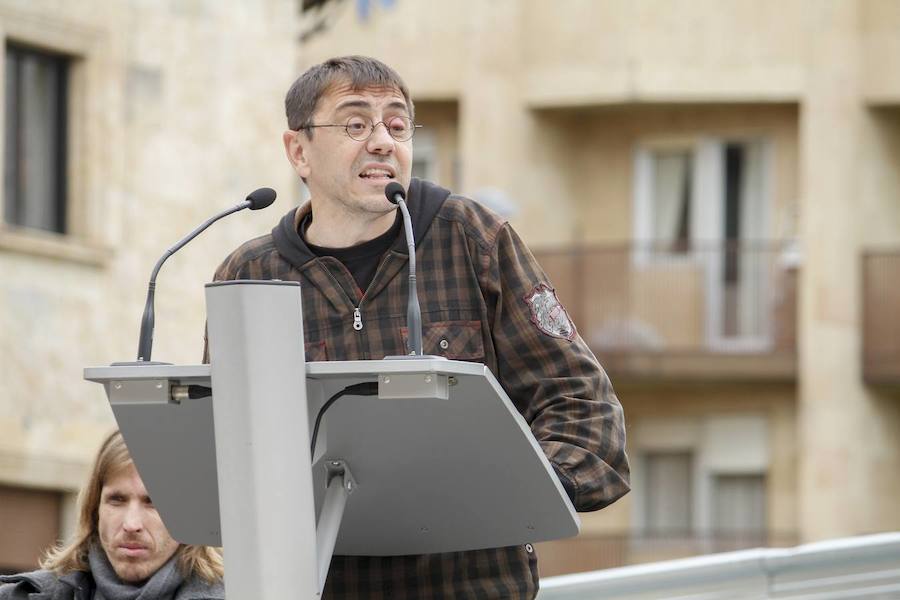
[211,55,630,599]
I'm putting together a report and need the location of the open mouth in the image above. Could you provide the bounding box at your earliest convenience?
[358,167,395,181]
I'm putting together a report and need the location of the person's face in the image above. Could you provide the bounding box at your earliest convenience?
[284,82,413,217]
[98,465,179,583]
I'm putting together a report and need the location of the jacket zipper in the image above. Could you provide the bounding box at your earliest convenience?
[349,251,399,333]
[315,261,366,332]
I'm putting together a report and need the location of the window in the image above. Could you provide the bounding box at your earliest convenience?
[713,474,766,534]
[712,473,767,551]
[632,415,770,542]
[411,130,438,182]
[644,452,693,534]
[634,138,772,348]
[635,139,767,253]
[3,43,69,234]
[649,149,693,253]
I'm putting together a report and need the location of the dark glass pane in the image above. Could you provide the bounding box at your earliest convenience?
[724,143,745,283]
[3,50,18,225]
[3,43,68,234]
[722,143,746,337]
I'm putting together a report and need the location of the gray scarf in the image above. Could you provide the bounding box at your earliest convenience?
[88,544,184,600]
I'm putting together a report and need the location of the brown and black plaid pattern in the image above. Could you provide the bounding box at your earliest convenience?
[210,187,629,599]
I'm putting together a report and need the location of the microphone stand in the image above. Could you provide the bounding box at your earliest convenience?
[394,197,424,356]
[122,188,276,366]
[383,182,442,360]
[135,202,250,363]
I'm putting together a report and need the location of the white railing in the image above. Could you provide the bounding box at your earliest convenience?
[537,532,900,600]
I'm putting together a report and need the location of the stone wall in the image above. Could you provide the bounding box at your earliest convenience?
[0,0,300,551]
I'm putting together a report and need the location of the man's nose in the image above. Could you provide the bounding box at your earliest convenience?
[122,503,144,532]
[366,122,395,154]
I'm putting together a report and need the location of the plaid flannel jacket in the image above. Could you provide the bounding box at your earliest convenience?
[209,178,630,599]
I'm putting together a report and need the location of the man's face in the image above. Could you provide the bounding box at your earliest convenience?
[285,82,413,217]
[98,465,179,583]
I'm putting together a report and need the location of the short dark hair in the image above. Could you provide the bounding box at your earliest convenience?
[284,55,414,134]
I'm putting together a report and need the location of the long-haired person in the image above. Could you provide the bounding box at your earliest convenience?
[0,430,224,600]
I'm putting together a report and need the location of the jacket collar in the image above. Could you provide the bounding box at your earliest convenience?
[272,178,451,270]
[0,569,92,600]
[0,570,223,600]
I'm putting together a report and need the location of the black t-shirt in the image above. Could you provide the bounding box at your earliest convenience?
[302,211,402,293]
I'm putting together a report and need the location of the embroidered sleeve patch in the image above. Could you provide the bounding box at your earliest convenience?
[524,283,576,341]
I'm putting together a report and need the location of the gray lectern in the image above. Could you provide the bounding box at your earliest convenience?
[85,281,580,599]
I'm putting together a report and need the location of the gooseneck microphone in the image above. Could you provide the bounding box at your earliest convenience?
[135,187,277,362]
[384,182,424,356]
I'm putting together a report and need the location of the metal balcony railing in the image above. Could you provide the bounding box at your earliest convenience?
[532,242,798,380]
[862,251,900,385]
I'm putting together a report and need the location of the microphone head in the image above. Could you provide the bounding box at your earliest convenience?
[246,187,277,210]
[384,182,406,205]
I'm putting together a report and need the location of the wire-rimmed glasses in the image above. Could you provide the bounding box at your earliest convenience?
[300,115,421,142]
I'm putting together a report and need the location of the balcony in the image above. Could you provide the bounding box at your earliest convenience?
[533,242,798,381]
[862,251,900,386]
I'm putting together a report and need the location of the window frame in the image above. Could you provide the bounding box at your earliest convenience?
[633,136,775,351]
[0,12,109,265]
[633,138,707,268]
[4,41,70,235]
[630,414,770,540]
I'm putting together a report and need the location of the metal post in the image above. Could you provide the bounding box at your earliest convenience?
[206,281,319,599]
[316,460,355,594]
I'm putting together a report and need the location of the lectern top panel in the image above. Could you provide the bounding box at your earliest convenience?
[309,361,580,555]
[85,359,488,385]
[85,358,580,552]
[306,358,488,379]
[84,364,212,383]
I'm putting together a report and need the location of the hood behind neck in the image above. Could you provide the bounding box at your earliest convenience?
[272,178,451,270]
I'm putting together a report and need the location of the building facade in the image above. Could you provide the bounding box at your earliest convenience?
[0,0,299,572]
[295,0,900,576]
[2,0,900,581]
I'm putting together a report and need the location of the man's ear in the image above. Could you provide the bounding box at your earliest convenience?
[283,130,311,178]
